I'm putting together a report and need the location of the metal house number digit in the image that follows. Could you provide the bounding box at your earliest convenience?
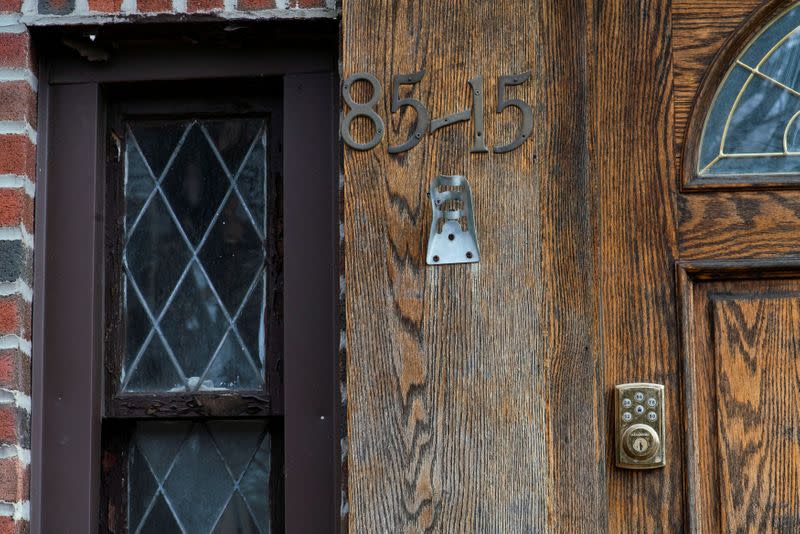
[341,73,385,151]
[493,72,533,154]
[388,71,430,154]
[341,71,532,153]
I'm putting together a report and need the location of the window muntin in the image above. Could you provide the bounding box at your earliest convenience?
[128,420,271,534]
[699,3,800,176]
[101,82,283,533]
[122,119,268,393]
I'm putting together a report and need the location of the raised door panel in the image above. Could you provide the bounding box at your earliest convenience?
[682,274,800,532]
[713,296,800,532]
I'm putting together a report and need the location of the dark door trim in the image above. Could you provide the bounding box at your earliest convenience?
[31,22,339,534]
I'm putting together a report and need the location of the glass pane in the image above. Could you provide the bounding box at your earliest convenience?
[135,421,192,482]
[124,276,151,378]
[160,262,228,383]
[129,421,271,534]
[203,119,265,176]
[128,444,158,530]
[130,121,189,179]
[204,333,262,391]
[213,493,261,534]
[122,118,268,393]
[125,337,185,393]
[125,141,155,225]
[724,76,800,153]
[137,494,183,534]
[236,133,267,229]
[699,4,800,176]
[125,194,190,316]
[161,124,230,245]
[761,30,800,90]
[199,194,265,316]
[236,279,266,374]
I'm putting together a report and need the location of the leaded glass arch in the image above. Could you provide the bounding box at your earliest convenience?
[699,3,800,176]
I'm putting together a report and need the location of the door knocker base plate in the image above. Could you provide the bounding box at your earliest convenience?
[426,175,480,266]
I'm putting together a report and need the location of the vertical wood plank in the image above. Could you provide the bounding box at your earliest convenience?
[343,0,680,530]
[591,1,685,531]
[343,0,550,531]
[538,1,606,530]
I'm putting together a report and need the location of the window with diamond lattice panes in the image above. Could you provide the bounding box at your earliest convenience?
[128,421,270,533]
[123,119,268,393]
[37,37,338,531]
[103,100,280,534]
[699,3,800,176]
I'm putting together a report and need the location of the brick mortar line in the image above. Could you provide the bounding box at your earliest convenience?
[20,0,36,16]
[0,19,25,33]
[74,0,90,14]
[0,228,33,250]
[0,176,35,198]
[0,123,36,145]
[0,500,29,521]
[0,69,37,92]
[0,336,30,358]
[0,445,30,465]
[0,390,31,413]
[0,282,31,304]
[22,6,338,24]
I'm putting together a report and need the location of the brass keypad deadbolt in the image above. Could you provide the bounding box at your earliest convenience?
[615,383,665,469]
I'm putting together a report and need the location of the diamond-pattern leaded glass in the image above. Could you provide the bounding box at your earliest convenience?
[699,3,800,176]
[122,119,267,392]
[128,421,271,534]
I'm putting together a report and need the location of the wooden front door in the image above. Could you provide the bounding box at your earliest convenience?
[342,1,800,531]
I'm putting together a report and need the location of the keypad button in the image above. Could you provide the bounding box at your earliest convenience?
[634,392,645,402]
[635,405,645,415]
[647,411,657,422]
[622,412,633,422]
[647,398,657,408]
[622,398,632,408]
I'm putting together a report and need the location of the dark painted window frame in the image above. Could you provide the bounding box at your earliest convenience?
[101,80,286,533]
[30,22,340,534]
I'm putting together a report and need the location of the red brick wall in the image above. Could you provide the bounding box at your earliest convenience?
[0,0,336,530]
[0,0,34,525]
[28,0,333,17]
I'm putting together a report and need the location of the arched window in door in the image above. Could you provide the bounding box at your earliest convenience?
[698,3,800,177]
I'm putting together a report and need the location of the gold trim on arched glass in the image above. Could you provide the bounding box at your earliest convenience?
[699,3,800,176]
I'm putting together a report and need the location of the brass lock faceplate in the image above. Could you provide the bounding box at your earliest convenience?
[615,383,665,469]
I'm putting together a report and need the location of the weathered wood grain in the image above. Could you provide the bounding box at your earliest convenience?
[713,296,800,532]
[539,1,605,530]
[343,1,549,531]
[343,0,681,531]
[679,191,800,260]
[591,2,685,531]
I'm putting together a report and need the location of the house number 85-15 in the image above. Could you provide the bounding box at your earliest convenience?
[341,71,533,154]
